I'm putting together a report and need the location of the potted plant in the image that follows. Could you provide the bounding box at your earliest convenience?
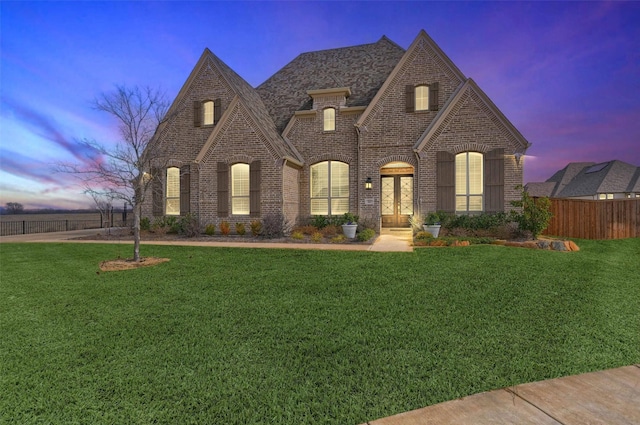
[341,212,359,238]
[423,212,442,238]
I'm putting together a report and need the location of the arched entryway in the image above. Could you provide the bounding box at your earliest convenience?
[380,161,414,228]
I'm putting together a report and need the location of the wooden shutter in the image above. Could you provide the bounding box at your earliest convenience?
[436,151,455,213]
[180,165,190,215]
[250,160,261,217]
[429,82,439,111]
[217,162,229,217]
[484,149,504,213]
[151,167,163,216]
[214,98,222,124]
[193,101,201,127]
[405,85,415,113]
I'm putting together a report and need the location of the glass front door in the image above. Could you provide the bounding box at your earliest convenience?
[381,175,413,227]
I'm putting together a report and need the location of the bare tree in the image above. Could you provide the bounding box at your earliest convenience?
[57,85,170,261]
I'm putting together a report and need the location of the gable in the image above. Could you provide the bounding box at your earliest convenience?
[414,79,531,156]
[356,30,466,129]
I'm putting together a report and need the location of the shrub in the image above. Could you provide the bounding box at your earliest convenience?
[151,217,168,234]
[357,228,376,242]
[235,223,246,236]
[310,215,330,229]
[338,212,359,225]
[310,231,323,243]
[510,186,553,239]
[414,231,434,241]
[261,213,288,238]
[177,213,199,237]
[219,221,231,236]
[291,231,304,240]
[331,234,347,243]
[320,224,339,237]
[250,220,262,236]
[204,223,216,236]
[296,225,318,235]
[140,217,151,231]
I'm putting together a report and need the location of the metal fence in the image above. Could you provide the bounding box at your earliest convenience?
[0,217,133,237]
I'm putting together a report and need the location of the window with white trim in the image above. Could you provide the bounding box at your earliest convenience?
[231,163,250,215]
[310,161,349,215]
[323,108,335,131]
[203,101,214,125]
[415,85,429,111]
[166,167,180,215]
[456,152,483,213]
[598,193,614,200]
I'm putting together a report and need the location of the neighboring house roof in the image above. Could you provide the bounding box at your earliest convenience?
[526,160,640,198]
[256,36,406,132]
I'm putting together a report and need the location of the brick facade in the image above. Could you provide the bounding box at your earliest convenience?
[142,30,531,233]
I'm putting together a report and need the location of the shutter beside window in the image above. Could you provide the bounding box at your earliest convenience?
[217,162,229,217]
[250,160,261,217]
[429,82,439,111]
[151,167,163,216]
[193,101,201,127]
[214,98,222,124]
[405,85,415,113]
[180,165,190,215]
[484,148,504,213]
[436,151,455,213]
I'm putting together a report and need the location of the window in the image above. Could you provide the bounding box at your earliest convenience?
[310,161,349,215]
[415,85,429,111]
[203,101,214,125]
[166,167,180,215]
[456,152,483,213]
[231,163,250,215]
[323,108,335,131]
[598,193,614,200]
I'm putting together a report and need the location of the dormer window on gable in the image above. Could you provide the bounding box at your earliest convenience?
[193,98,221,127]
[323,108,335,131]
[406,83,439,112]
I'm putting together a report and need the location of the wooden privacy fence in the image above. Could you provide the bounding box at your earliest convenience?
[542,198,640,240]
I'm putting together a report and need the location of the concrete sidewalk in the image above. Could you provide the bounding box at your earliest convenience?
[364,365,640,425]
[0,227,414,252]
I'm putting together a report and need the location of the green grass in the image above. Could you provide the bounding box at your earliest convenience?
[1,239,639,424]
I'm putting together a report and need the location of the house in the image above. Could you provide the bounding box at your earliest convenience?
[526,160,640,200]
[142,30,531,232]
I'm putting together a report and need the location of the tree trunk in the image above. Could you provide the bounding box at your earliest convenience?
[133,203,141,262]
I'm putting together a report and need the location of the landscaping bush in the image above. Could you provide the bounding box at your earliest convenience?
[510,186,553,239]
[291,231,304,240]
[235,223,246,236]
[310,231,323,243]
[177,213,199,237]
[204,223,216,236]
[261,213,288,238]
[250,220,262,236]
[140,217,151,231]
[320,224,339,237]
[296,225,318,235]
[219,221,231,236]
[357,228,376,242]
[331,234,347,243]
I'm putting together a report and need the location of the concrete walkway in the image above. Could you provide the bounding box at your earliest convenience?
[0,227,414,252]
[4,229,638,424]
[364,365,640,425]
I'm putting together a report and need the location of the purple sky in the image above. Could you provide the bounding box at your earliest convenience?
[1,1,639,210]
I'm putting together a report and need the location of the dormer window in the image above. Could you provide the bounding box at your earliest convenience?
[415,85,429,111]
[323,108,335,131]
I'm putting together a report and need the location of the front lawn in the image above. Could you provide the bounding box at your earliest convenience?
[1,239,638,424]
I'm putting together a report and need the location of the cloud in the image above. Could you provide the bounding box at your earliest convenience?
[2,98,101,164]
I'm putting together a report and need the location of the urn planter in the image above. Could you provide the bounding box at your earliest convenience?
[423,224,441,238]
[342,224,358,239]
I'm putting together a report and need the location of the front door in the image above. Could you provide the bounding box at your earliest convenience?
[381,175,413,227]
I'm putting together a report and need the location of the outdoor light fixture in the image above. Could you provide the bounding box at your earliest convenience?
[514,152,523,166]
[365,177,372,190]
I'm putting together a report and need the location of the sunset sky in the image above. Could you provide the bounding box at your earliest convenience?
[1,1,639,210]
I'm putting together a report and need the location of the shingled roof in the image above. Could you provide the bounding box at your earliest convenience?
[256,36,406,132]
[526,160,640,198]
